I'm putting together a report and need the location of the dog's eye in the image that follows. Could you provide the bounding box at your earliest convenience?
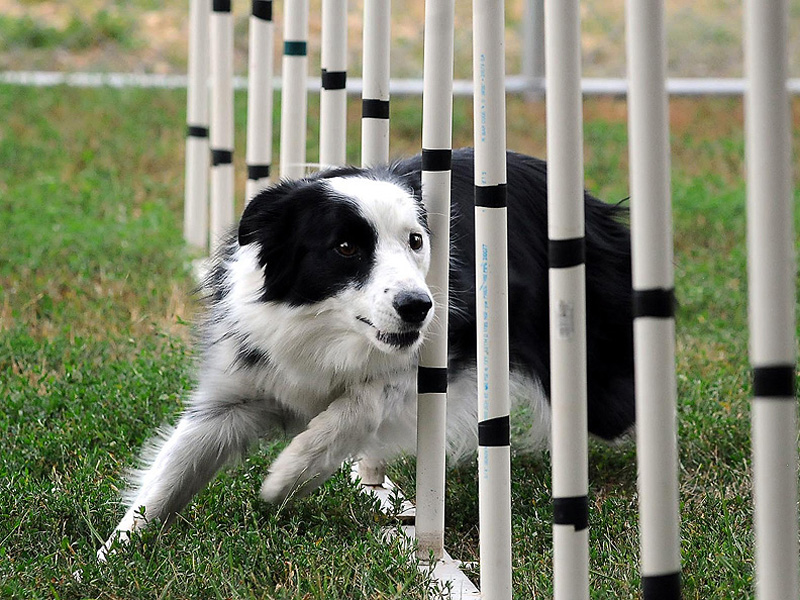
[409,233,424,251]
[336,241,359,257]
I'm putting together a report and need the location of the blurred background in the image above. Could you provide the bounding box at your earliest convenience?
[2,0,799,80]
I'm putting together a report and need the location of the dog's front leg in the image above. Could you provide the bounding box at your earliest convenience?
[98,396,271,561]
[260,381,384,504]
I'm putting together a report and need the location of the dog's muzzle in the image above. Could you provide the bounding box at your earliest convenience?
[356,289,432,351]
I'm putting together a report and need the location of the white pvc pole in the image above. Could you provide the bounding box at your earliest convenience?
[473,0,512,597]
[356,0,392,487]
[744,0,799,598]
[279,0,309,179]
[245,0,275,202]
[184,0,210,251]
[544,0,589,597]
[522,0,545,99]
[320,0,348,168]
[360,0,390,168]
[415,0,455,562]
[625,1,682,598]
[209,0,235,252]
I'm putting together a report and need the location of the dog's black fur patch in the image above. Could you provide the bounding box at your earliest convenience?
[238,178,381,305]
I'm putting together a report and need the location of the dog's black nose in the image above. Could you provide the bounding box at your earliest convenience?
[393,291,433,324]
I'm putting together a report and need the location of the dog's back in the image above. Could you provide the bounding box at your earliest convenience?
[393,148,635,441]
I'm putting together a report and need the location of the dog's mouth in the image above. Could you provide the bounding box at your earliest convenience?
[356,316,421,350]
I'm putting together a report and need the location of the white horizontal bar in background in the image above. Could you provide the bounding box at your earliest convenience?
[5,70,800,96]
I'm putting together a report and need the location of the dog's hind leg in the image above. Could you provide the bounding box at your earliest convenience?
[98,394,270,561]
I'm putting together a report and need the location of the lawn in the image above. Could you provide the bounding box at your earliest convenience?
[1,83,799,599]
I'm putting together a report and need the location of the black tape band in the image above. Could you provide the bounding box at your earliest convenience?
[362,99,390,120]
[248,164,271,180]
[187,125,209,138]
[642,571,682,600]
[753,365,796,398]
[553,495,589,531]
[211,149,233,166]
[284,41,307,56]
[213,0,231,12]
[321,69,347,90]
[418,367,448,394]
[478,415,510,447]
[422,149,452,172]
[633,288,676,319]
[252,0,272,20]
[475,184,507,208]
[548,237,585,269]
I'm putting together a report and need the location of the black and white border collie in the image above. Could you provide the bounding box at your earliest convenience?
[100,148,634,558]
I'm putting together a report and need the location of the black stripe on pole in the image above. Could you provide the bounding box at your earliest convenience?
[284,41,307,56]
[418,367,448,394]
[211,149,233,166]
[187,125,209,138]
[362,99,390,120]
[421,149,452,172]
[321,69,347,90]
[252,0,272,20]
[248,164,271,180]
[213,0,231,12]
[475,184,507,208]
[641,571,682,600]
[553,495,589,531]
[753,365,796,398]
[548,237,586,268]
[633,288,676,319]
[478,415,511,447]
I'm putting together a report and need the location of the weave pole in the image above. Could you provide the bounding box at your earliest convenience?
[279,0,309,179]
[472,0,512,597]
[744,0,799,598]
[245,0,275,202]
[544,0,590,597]
[320,0,348,167]
[414,0,455,561]
[356,0,391,486]
[625,0,682,597]
[209,0,235,252]
[360,0,390,168]
[183,0,210,251]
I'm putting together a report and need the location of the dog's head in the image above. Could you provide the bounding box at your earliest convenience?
[236,167,433,356]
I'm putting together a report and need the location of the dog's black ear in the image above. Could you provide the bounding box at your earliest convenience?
[238,182,295,248]
[236,182,303,301]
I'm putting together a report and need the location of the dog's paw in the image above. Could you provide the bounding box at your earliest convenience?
[96,543,113,563]
[259,451,330,504]
[259,469,320,504]
[260,447,305,503]
[259,473,292,504]
[96,529,131,563]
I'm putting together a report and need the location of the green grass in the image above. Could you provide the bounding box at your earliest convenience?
[0,11,138,52]
[1,84,799,598]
